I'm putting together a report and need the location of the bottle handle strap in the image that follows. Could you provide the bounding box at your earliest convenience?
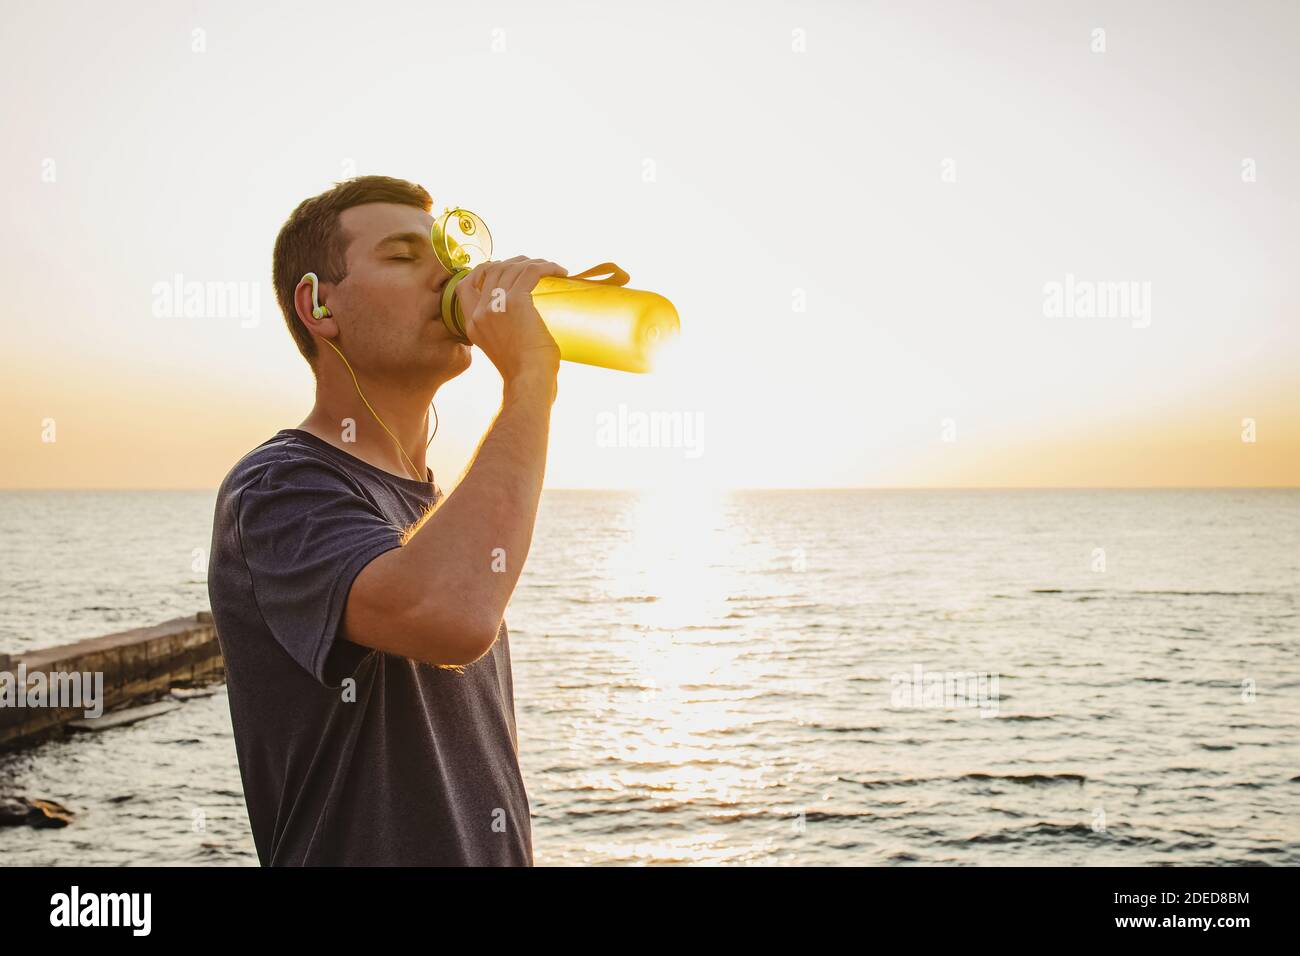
[566,262,630,286]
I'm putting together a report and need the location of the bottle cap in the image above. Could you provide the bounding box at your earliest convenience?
[432,207,491,343]
[430,207,492,274]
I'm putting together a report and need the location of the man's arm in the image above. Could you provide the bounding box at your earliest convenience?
[342,257,566,667]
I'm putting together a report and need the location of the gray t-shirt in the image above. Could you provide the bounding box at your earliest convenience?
[207,428,532,865]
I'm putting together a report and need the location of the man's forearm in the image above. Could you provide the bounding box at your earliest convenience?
[401,371,556,642]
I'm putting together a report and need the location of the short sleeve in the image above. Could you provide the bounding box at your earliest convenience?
[236,455,405,688]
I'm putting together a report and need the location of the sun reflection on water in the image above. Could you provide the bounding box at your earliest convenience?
[601,486,739,630]
[575,487,780,860]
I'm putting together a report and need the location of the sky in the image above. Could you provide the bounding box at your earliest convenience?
[1,0,1297,489]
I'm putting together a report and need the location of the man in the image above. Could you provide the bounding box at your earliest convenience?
[207,176,566,865]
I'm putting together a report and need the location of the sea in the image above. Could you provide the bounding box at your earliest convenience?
[1,488,1297,865]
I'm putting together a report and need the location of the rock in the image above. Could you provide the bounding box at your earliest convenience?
[0,797,30,826]
[169,686,216,700]
[67,700,180,731]
[0,796,75,828]
[25,798,74,828]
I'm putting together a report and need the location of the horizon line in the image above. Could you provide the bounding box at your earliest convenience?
[3,484,1298,493]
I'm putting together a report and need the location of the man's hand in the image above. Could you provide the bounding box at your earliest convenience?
[455,256,568,384]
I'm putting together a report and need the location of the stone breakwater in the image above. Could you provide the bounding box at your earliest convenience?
[0,611,224,750]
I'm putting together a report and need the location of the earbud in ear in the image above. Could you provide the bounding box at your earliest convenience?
[302,272,332,319]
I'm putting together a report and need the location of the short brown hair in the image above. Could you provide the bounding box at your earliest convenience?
[272,175,433,368]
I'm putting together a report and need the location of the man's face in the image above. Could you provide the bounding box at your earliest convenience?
[325,202,470,386]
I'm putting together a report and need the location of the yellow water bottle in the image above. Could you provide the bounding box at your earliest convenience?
[432,208,679,374]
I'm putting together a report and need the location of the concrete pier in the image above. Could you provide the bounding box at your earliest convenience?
[0,611,223,750]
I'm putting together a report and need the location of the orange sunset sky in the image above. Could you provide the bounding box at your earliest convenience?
[2,1,1296,490]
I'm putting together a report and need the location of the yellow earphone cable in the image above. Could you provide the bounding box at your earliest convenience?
[320,336,433,484]
[304,270,436,485]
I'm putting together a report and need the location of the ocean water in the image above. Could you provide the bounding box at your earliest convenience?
[1,488,1297,865]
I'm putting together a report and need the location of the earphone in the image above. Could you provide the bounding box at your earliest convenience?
[299,271,438,484]
[303,271,332,319]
